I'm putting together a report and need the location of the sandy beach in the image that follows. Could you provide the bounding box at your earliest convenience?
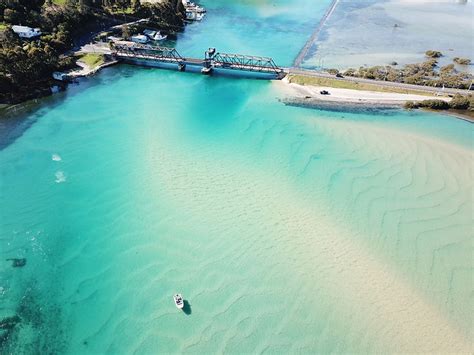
[277,77,451,108]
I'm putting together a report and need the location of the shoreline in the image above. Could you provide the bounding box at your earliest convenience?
[275,78,473,123]
[68,56,119,79]
[0,59,119,116]
[425,108,474,124]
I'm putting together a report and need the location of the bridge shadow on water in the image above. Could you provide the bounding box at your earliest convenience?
[182,300,192,315]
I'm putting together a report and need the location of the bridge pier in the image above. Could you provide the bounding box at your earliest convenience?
[178,63,186,72]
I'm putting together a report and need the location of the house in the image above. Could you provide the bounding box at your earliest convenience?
[12,25,41,39]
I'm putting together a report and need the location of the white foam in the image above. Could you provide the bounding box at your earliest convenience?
[52,154,62,162]
[55,171,67,183]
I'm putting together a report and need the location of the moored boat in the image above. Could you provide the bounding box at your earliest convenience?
[144,29,168,41]
[131,34,149,44]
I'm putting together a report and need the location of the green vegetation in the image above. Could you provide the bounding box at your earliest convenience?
[448,94,471,109]
[76,53,105,68]
[425,50,442,58]
[0,0,185,104]
[342,55,472,90]
[453,57,471,65]
[290,74,473,119]
[404,94,474,118]
[404,99,450,110]
[288,74,438,97]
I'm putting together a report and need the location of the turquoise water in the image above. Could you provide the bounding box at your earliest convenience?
[1,1,473,353]
[174,0,332,66]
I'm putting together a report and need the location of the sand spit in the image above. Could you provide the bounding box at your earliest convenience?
[276,78,450,109]
[139,123,472,353]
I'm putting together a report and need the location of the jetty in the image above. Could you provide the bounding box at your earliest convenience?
[111,43,286,79]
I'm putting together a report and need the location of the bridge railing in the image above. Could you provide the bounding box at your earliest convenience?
[212,52,283,73]
[113,43,185,63]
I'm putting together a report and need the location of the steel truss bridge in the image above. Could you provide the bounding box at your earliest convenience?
[113,43,186,64]
[112,43,285,78]
[210,52,282,74]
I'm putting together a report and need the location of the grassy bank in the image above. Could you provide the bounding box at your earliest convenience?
[288,74,439,97]
[76,53,105,69]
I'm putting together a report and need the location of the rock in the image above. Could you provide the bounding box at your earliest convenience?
[6,258,26,268]
[0,315,20,330]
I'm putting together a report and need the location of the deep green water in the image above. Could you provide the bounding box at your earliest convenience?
[0,1,473,353]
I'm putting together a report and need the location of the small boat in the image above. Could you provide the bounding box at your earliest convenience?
[131,34,149,44]
[152,31,168,41]
[173,294,184,309]
[143,29,168,41]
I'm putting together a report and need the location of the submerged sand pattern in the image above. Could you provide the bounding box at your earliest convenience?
[131,107,473,352]
[1,70,472,353]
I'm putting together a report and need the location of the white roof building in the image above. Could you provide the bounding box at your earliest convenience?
[12,25,41,39]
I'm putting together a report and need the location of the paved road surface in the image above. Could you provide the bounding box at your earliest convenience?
[288,68,472,95]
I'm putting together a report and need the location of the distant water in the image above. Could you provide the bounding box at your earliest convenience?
[303,0,474,72]
[0,0,473,353]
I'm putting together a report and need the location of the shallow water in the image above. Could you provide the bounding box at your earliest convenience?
[0,1,473,353]
[303,0,474,72]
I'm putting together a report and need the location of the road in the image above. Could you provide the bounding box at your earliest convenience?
[287,68,472,95]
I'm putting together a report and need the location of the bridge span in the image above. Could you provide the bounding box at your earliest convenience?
[111,43,286,79]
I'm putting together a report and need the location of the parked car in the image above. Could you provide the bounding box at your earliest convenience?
[335,73,344,78]
[320,90,330,95]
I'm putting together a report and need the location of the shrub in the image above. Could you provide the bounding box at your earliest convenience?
[425,50,442,58]
[440,64,455,75]
[453,57,471,65]
[419,99,450,110]
[343,68,356,76]
[404,101,418,109]
[449,95,470,109]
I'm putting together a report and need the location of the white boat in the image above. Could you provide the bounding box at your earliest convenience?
[186,10,206,21]
[173,294,184,309]
[143,29,168,41]
[183,0,206,14]
[131,34,149,44]
[152,31,167,41]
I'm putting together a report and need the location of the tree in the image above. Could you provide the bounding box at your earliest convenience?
[3,8,19,24]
